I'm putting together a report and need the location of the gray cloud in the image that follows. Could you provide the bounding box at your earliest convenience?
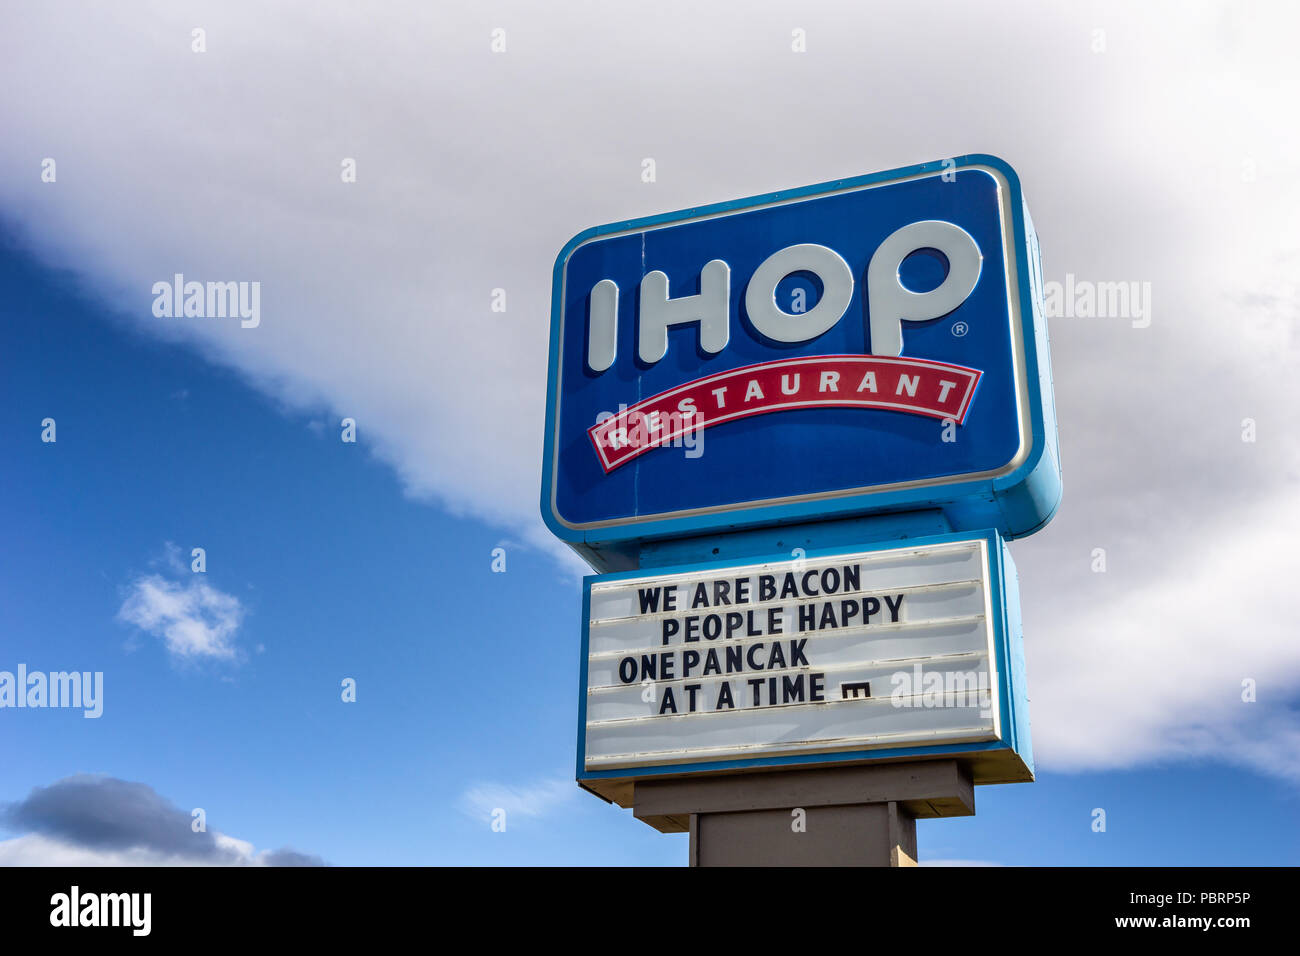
[5,774,232,860]
[1,775,323,866]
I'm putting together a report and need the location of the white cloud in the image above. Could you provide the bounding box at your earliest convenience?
[459,777,576,824]
[153,541,188,575]
[117,574,244,660]
[1023,493,1300,781]
[3,2,1299,778]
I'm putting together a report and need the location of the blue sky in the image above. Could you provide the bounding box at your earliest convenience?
[3,238,1296,866]
[0,243,678,864]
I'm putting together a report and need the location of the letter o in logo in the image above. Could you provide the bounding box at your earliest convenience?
[745,243,854,344]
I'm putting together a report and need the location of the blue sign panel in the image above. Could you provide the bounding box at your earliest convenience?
[542,155,1060,570]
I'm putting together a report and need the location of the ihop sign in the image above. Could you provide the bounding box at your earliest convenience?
[542,155,1061,569]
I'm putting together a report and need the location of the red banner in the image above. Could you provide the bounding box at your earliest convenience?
[588,354,982,473]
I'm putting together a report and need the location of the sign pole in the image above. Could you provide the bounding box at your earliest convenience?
[633,760,975,866]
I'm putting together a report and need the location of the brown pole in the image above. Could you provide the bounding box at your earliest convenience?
[633,760,974,867]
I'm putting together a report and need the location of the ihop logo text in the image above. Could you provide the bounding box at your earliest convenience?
[583,221,985,472]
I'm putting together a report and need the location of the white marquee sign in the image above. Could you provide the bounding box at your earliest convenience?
[582,537,1005,773]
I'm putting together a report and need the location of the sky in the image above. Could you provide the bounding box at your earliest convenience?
[1,0,1298,865]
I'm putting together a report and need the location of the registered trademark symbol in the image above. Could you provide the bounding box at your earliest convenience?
[951,321,969,337]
